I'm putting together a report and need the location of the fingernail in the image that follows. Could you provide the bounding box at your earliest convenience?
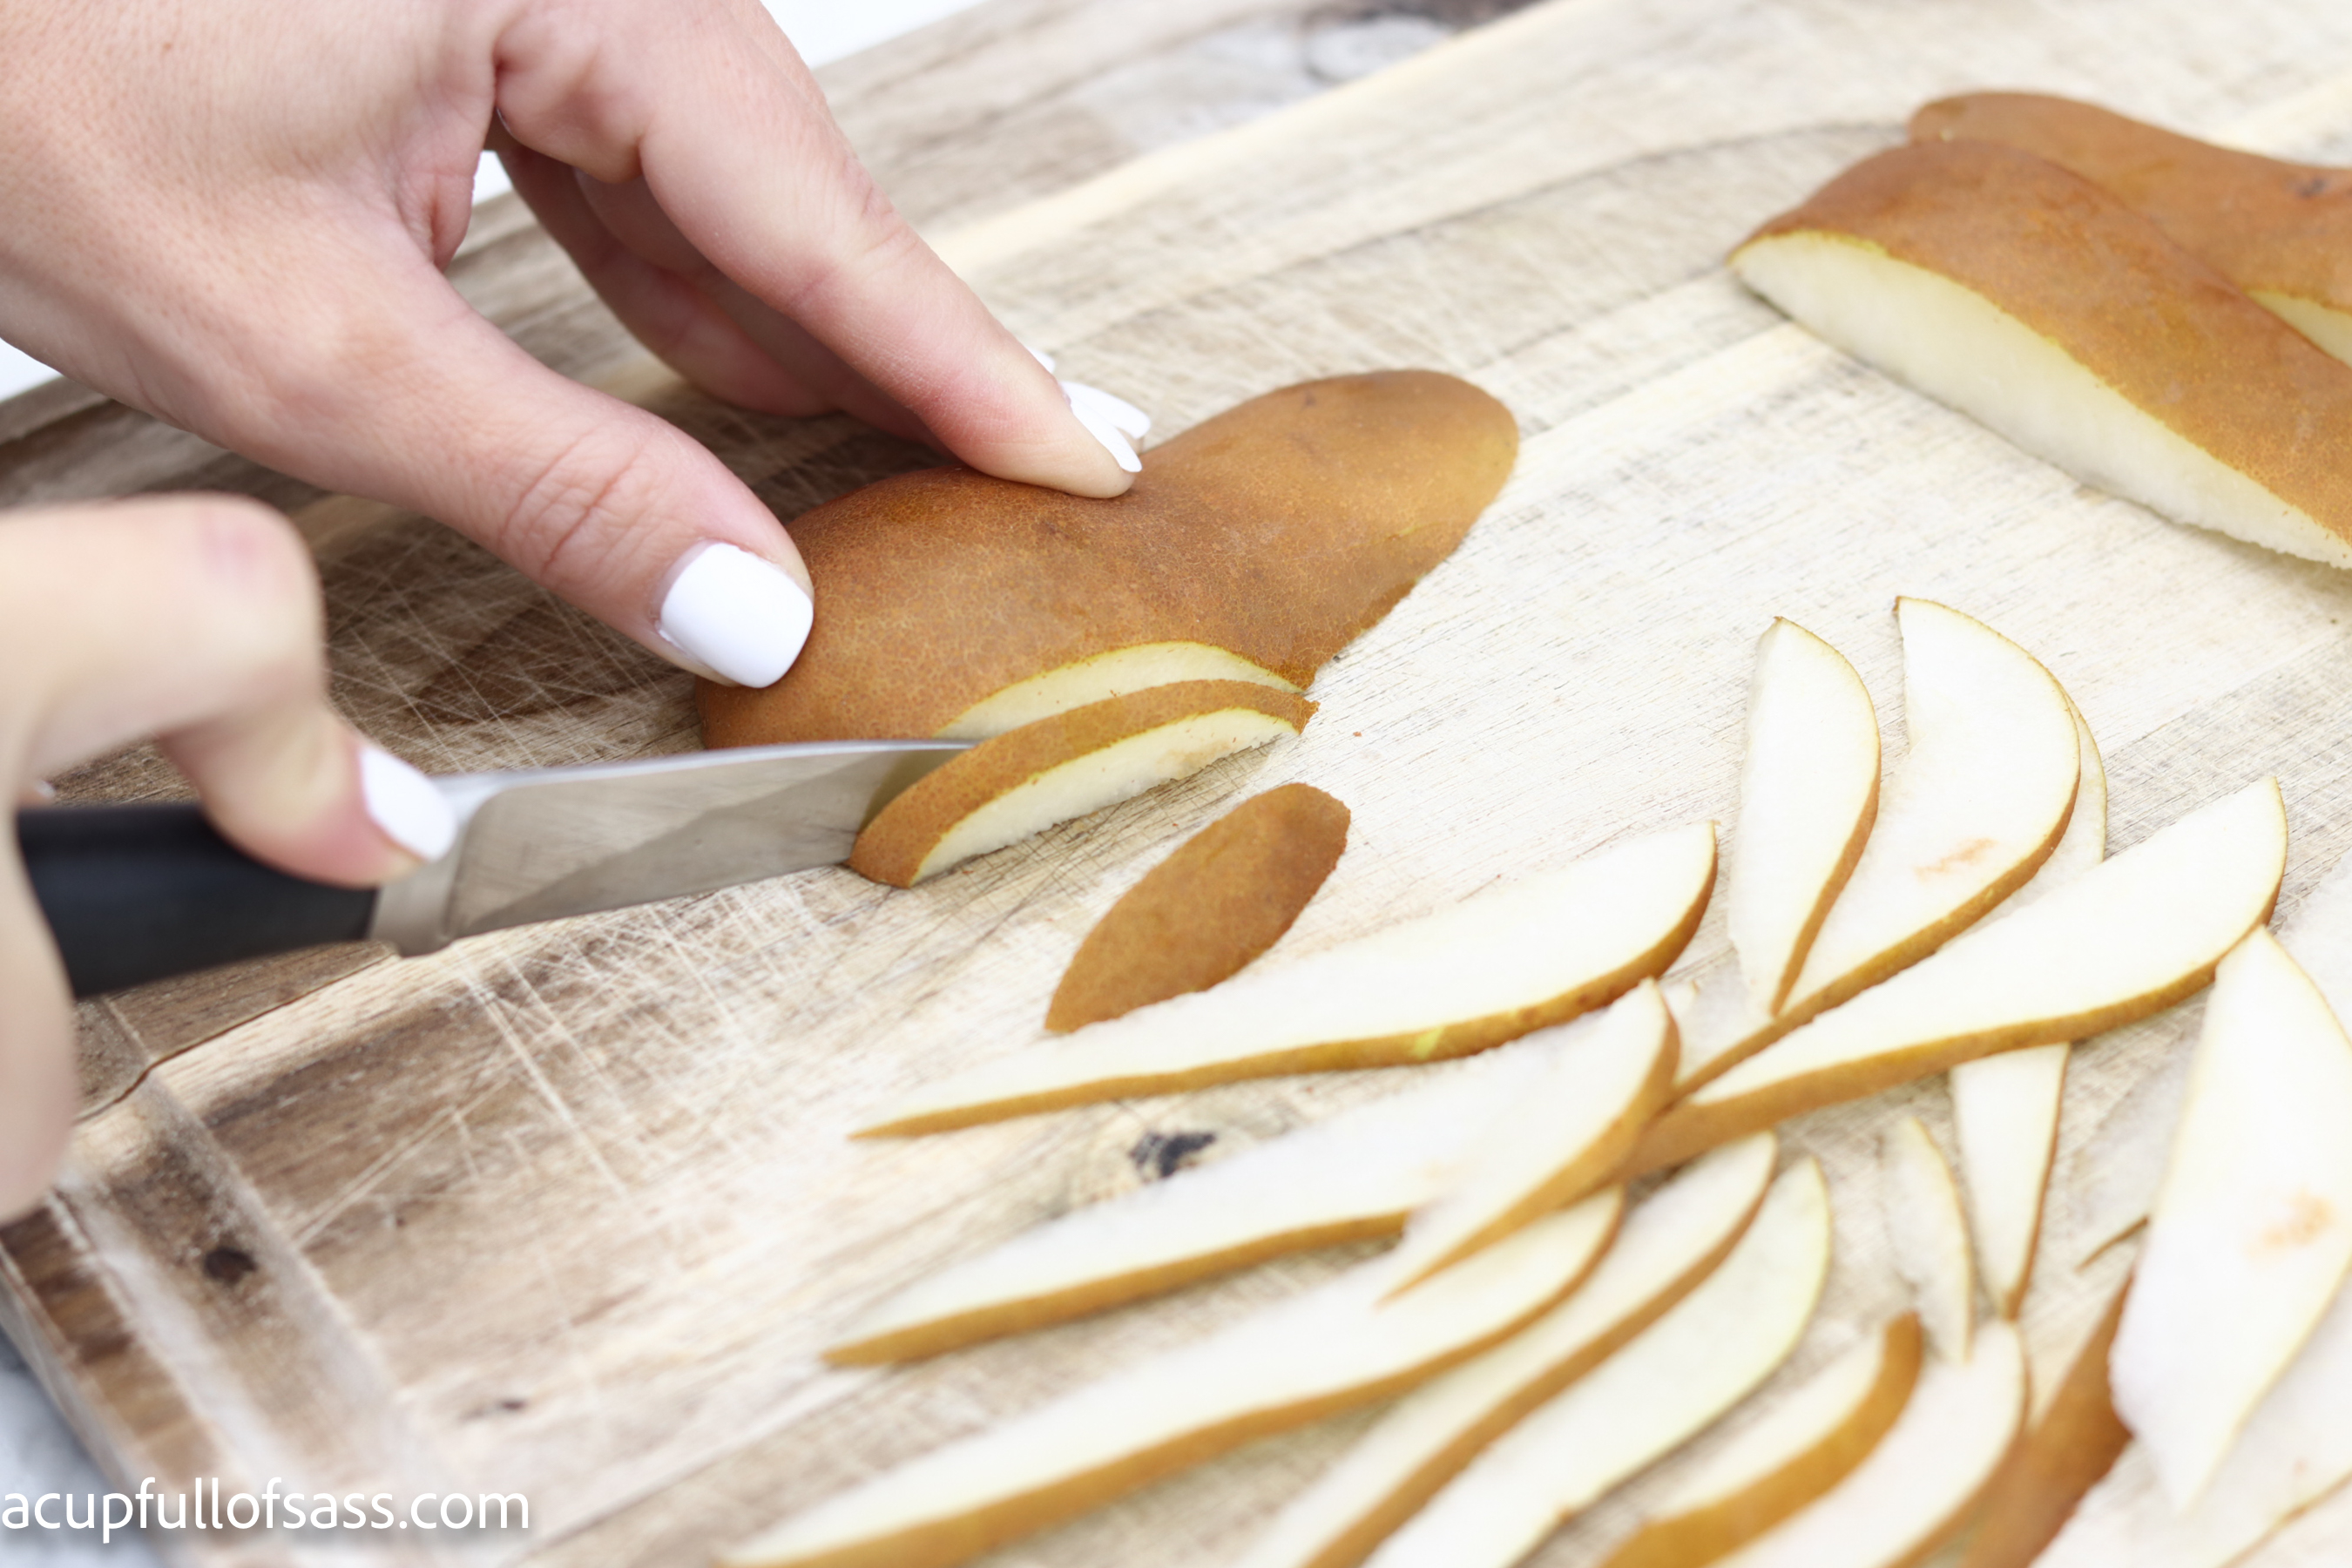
[1062,380,1151,441]
[1062,389,1142,473]
[360,746,457,862]
[658,542,814,687]
[17,780,56,806]
[1024,341,1058,374]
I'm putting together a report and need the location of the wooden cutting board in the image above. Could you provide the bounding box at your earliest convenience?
[12,0,2352,1563]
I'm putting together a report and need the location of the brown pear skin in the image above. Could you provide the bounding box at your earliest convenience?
[847,681,1315,888]
[1909,93,2352,340]
[1957,1276,2132,1568]
[1739,140,2352,559]
[700,371,1519,747]
[1046,783,1350,1032]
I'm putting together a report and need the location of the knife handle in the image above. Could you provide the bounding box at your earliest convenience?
[17,803,378,997]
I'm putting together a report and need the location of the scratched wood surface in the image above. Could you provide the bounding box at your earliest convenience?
[12,0,2352,1563]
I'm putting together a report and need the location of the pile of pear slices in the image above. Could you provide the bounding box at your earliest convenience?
[724,598,2352,1568]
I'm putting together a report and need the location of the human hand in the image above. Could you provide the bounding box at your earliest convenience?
[0,498,456,1220]
[0,0,1143,691]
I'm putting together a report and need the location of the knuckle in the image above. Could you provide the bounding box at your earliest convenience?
[497,424,670,598]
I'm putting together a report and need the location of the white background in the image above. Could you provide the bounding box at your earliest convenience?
[0,0,985,403]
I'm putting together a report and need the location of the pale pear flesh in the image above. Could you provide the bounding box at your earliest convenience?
[1881,1116,1976,1362]
[1383,982,1677,1294]
[1710,1322,2026,1568]
[1632,778,2288,1175]
[1732,232,2352,571]
[1357,1161,1829,1568]
[1960,1273,2131,1568]
[724,1195,1624,1568]
[2109,927,2352,1509]
[939,641,1299,739]
[864,822,1717,1135]
[1726,618,1881,1018]
[1232,1136,1778,1568]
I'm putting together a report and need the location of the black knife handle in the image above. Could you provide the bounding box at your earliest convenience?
[17,803,379,997]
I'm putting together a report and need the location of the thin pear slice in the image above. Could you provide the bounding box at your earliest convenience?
[1592,1314,1923,1568]
[2039,1255,2352,1568]
[1882,1117,1976,1362]
[864,822,1717,1136]
[1732,141,2352,571]
[1677,600,2078,1091]
[1959,1273,2132,1568]
[1727,618,1882,1018]
[1709,1323,2026,1568]
[722,1193,1623,1568]
[2109,927,2352,1508]
[832,1041,1562,1363]
[1383,983,1677,1294]
[1950,702,2106,1317]
[1630,778,2286,1176]
[1232,1137,1777,1568]
[1355,1161,1830,1568]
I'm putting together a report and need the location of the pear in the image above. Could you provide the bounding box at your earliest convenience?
[1882,1117,1976,1362]
[1232,1136,1777,1568]
[863,821,1716,1135]
[723,1193,1622,1568]
[2109,927,2352,1507]
[1352,1161,1830,1568]
[1631,778,2286,1175]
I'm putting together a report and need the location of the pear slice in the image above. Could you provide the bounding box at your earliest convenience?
[1382,983,1678,1294]
[1676,600,2078,1091]
[1231,1136,1777,1568]
[1958,1272,2132,1568]
[1353,1160,1830,1568]
[1882,1117,1976,1362]
[2109,927,2352,1508]
[830,1041,1559,1363]
[1630,778,2286,1176]
[862,822,1717,1135]
[1949,703,2106,1318]
[1726,618,1882,1019]
[1732,140,2352,570]
[722,1193,1623,1568]
[1592,1314,1923,1568]
[1707,1322,2026,1568]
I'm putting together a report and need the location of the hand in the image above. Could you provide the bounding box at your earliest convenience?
[0,0,1143,690]
[0,499,455,1220]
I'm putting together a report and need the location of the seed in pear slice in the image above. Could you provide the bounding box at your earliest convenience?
[2110,926,2352,1508]
[1732,140,2352,570]
[1383,982,1677,1295]
[862,821,1716,1136]
[1628,777,2286,1177]
[1882,1117,1976,1363]
[1045,783,1349,1031]
[1909,92,2352,364]
[1707,1322,2026,1568]
[1592,1314,1922,1568]
[1675,600,2078,1092]
[1726,618,1881,1019]
[722,1193,1623,1568]
[1958,1272,2131,1568]
[830,1040,1561,1363]
[1949,700,2105,1318]
[1355,1160,1830,1568]
[1230,1136,1776,1568]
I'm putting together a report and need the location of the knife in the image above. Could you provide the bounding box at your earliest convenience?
[17,739,969,997]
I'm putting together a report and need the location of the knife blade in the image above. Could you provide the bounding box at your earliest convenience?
[18,739,968,997]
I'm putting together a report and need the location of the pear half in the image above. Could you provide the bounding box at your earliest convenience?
[2109,927,2352,1508]
[722,1193,1621,1568]
[1676,600,2078,1091]
[1355,1161,1830,1568]
[863,822,1716,1135]
[1882,1117,1977,1363]
[1631,778,2286,1175]
[1732,140,2352,570]
[1233,1136,1777,1568]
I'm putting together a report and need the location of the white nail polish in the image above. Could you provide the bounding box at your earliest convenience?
[658,543,814,687]
[1073,403,1141,473]
[1061,380,1152,441]
[361,747,457,863]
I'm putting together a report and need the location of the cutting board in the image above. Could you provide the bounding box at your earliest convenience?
[12,0,2352,1563]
